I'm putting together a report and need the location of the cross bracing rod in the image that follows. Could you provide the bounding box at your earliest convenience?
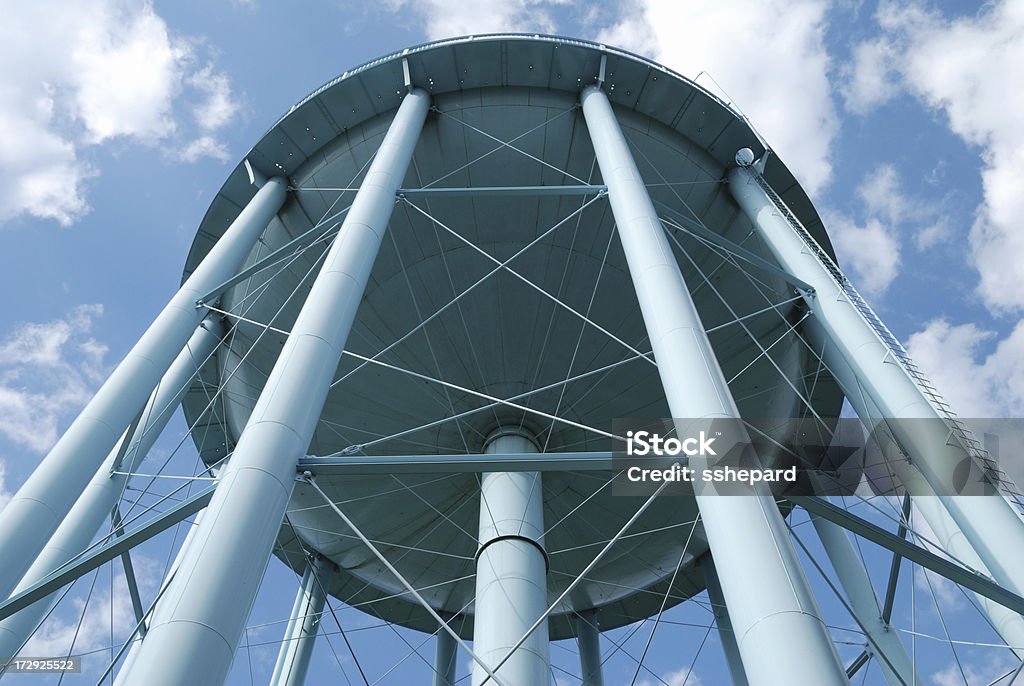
[654,200,815,294]
[0,485,214,623]
[396,184,607,197]
[793,496,1024,617]
[196,205,352,307]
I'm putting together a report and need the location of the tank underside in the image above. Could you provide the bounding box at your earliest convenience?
[181,36,844,639]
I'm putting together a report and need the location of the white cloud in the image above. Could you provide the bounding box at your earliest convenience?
[905,318,1024,419]
[826,162,957,296]
[597,0,839,197]
[931,657,1020,686]
[826,214,900,297]
[20,553,161,664]
[381,0,563,40]
[914,566,965,612]
[840,37,898,115]
[0,305,109,452]
[0,461,12,513]
[636,666,703,686]
[0,1,239,227]
[849,0,1024,312]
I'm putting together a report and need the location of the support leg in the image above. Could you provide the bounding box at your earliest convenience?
[433,613,458,686]
[270,553,334,686]
[118,88,430,686]
[701,556,749,686]
[472,428,550,686]
[728,163,1024,599]
[582,85,848,686]
[0,318,224,664]
[576,609,604,686]
[0,179,285,599]
[811,503,919,686]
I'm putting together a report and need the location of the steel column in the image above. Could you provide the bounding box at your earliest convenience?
[0,177,285,599]
[701,556,749,686]
[433,613,458,686]
[0,318,223,662]
[811,503,918,686]
[472,428,550,686]
[728,164,1024,599]
[576,610,604,686]
[118,88,430,686]
[581,85,848,686]
[270,553,334,686]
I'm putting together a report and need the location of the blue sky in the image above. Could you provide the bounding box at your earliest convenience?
[1,1,1023,684]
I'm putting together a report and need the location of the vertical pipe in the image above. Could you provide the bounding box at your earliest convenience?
[701,556,749,686]
[118,88,429,686]
[270,553,334,686]
[433,613,458,686]
[728,164,1024,599]
[0,177,286,599]
[472,428,550,686]
[576,609,604,686]
[0,317,224,663]
[581,85,848,686]
[811,504,919,686]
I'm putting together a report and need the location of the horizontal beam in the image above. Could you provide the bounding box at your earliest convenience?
[299,451,614,476]
[397,185,607,198]
[793,496,1024,616]
[654,200,815,294]
[0,485,214,623]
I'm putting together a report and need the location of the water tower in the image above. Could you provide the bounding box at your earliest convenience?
[2,35,1024,686]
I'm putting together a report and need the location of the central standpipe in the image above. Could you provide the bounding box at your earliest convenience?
[472,428,550,685]
[118,87,430,686]
[581,85,848,685]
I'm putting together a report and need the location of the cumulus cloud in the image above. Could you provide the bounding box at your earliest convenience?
[20,553,161,667]
[826,214,901,297]
[597,0,839,197]
[380,0,563,39]
[840,37,899,115]
[0,461,11,513]
[637,667,703,686]
[847,0,1024,312]
[0,1,239,227]
[905,319,1024,419]
[0,305,109,453]
[826,162,955,295]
